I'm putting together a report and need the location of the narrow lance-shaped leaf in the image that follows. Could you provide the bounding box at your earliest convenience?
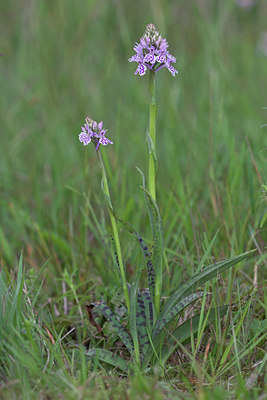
[140,185,164,310]
[156,250,256,335]
[140,288,155,329]
[152,292,205,338]
[129,269,143,365]
[136,235,156,299]
[146,130,158,172]
[136,290,151,357]
[85,348,128,372]
[146,260,155,299]
[128,280,151,358]
[143,292,206,365]
[139,186,164,279]
[91,300,134,355]
[136,167,153,230]
[109,235,119,267]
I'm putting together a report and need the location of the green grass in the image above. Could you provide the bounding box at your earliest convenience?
[0,1,266,399]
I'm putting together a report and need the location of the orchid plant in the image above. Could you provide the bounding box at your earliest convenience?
[79,24,255,372]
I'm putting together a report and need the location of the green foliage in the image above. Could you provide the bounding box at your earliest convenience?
[1,0,266,398]
[90,301,134,354]
[85,349,129,373]
[86,223,255,371]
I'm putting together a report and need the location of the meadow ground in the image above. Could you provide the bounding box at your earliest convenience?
[0,1,266,399]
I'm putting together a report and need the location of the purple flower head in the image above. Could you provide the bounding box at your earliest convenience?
[129,23,178,77]
[79,117,113,149]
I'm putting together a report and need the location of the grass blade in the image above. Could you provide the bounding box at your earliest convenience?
[160,305,229,364]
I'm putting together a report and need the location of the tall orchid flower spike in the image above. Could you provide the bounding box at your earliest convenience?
[129,23,178,77]
[79,117,113,150]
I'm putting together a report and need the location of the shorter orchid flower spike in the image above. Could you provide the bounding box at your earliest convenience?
[129,23,178,77]
[79,117,113,149]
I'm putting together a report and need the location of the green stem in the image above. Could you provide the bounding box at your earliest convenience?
[148,71,161,315]
[148,70,157,202]
[96,150,130,312]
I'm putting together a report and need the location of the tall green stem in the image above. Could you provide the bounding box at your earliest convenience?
[96,150,130,312]
[148,71,162,316]
[148,70,157,202]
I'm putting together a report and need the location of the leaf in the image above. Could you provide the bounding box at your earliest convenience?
[153,292,205,338]
[135,290,150,357]
[140,288,154,329]
[256,253,267,265]
[90,301,134,355]
[139,187,164,267]
[109,235,121,273]
[128,280,151,358]
[143,250,255,366]
[129,269,142,364]
[160,305,229,363]
[136,167,153,231]
[146,260,155,299]
[85,348,128,372]
[156,250,256,336]
[140,186,164,304]
[146,131,158,171]
[143,292,206,365]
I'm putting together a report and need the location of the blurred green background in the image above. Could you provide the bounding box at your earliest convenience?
[1,0,266,280]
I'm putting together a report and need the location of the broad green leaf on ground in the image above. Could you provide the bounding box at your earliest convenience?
[91,300,134,355]
[155,250,256,336]
[152,292,205,338]
[85,348,129,372]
